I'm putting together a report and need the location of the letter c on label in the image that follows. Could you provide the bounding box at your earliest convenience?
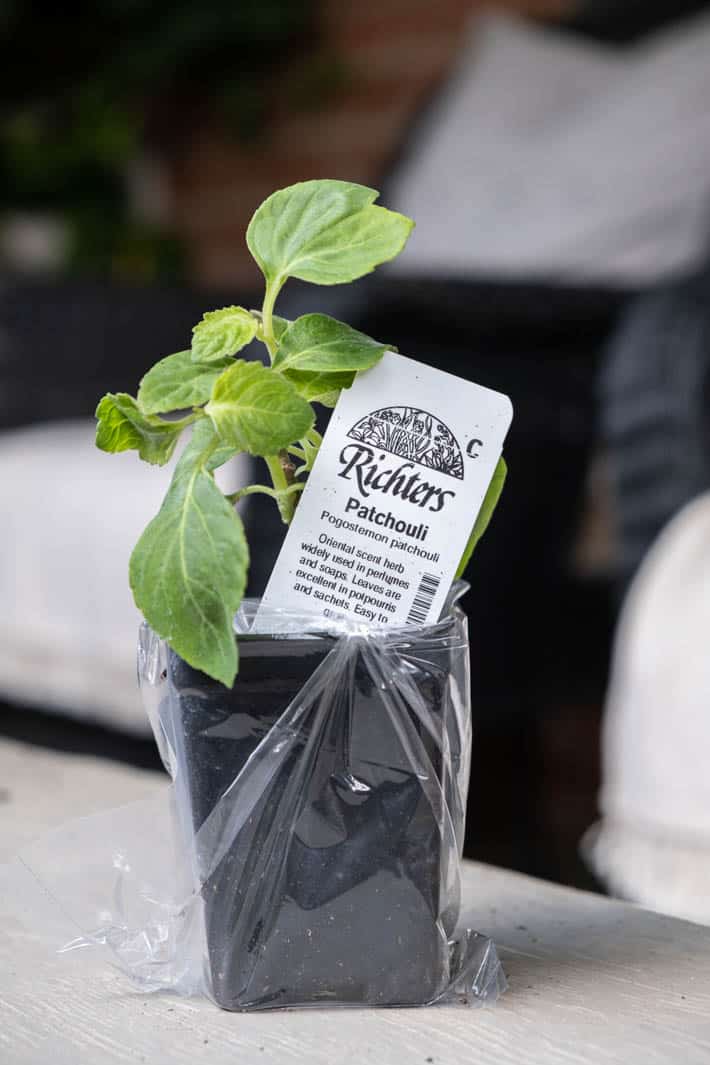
[466,438,483,458]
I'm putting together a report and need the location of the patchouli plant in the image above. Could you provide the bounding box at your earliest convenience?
[96,180,415,685]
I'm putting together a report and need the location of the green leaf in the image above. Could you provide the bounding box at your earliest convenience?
[95,393,186,466]
[191,306,257,363]
[206,440,239,472]
[246,179,414,286]
[455,457,507,579]
[205,359,314,456]
[129,420,249,687]
[281,368,355,405]
[312,390,341,409]
[137,349,232,415]
[273,313,387,373]
[274,314,386,406]
[289,427,322,474]
[271,314,291,342]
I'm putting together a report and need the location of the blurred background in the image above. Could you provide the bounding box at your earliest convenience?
[3,0,710,921]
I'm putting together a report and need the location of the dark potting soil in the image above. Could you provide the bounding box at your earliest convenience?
[164,627,465,1010]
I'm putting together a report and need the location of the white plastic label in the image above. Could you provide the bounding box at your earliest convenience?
[255,351,513,631]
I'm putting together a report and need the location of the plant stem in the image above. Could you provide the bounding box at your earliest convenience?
[265,454,287,491]
[261,275,301,522]
[263,453,296,523]
[261,277,284,361]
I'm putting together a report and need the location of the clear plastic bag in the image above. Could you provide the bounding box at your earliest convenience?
[23,581,505,1010]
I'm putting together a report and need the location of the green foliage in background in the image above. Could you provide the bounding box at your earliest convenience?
[0,1,324,278]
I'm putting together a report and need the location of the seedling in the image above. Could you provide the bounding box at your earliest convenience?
[96,179,505,685]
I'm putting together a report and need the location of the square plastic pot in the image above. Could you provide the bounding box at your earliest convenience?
[160,607,469,1010]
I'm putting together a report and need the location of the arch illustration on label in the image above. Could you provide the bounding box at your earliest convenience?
[347,406,464,479]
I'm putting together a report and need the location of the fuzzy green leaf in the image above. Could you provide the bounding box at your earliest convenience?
[95,393,185,465]
[206,440,239,472]
[274,314,386,407]
[273,313,387,373]
[246,180,414,286]
[191,306,257,363]
[290,427,322,474]
[455,457,507,579]
[271,314,291,342]
[129,420,248,687]
[205,359,314,456]
[281,368,355,405]
[137,349,232,415]
[312,390,341,408]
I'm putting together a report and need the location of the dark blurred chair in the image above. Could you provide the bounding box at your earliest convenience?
[600,258,710,590]
[0,278,249,430]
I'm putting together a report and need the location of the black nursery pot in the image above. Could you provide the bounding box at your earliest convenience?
[161,601,469,1011]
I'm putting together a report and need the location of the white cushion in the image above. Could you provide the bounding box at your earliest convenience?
[587,493,710,924]
[0,420,247,735]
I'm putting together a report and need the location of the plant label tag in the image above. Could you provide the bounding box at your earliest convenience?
[254,351,513,631]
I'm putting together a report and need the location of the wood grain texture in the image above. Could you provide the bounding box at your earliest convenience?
[1,739,709,1064]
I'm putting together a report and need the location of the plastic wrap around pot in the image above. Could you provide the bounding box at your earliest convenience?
[23,582,503,1011]
[132,581,503,1010]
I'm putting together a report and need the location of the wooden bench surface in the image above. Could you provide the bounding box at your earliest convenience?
[2,737,709,1064]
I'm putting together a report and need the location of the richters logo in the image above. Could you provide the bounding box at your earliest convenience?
[347,406,464,479]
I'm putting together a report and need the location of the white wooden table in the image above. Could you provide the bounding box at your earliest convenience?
[2,737,709,1064]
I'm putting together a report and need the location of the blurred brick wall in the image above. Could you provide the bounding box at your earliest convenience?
[169,0,568,288]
